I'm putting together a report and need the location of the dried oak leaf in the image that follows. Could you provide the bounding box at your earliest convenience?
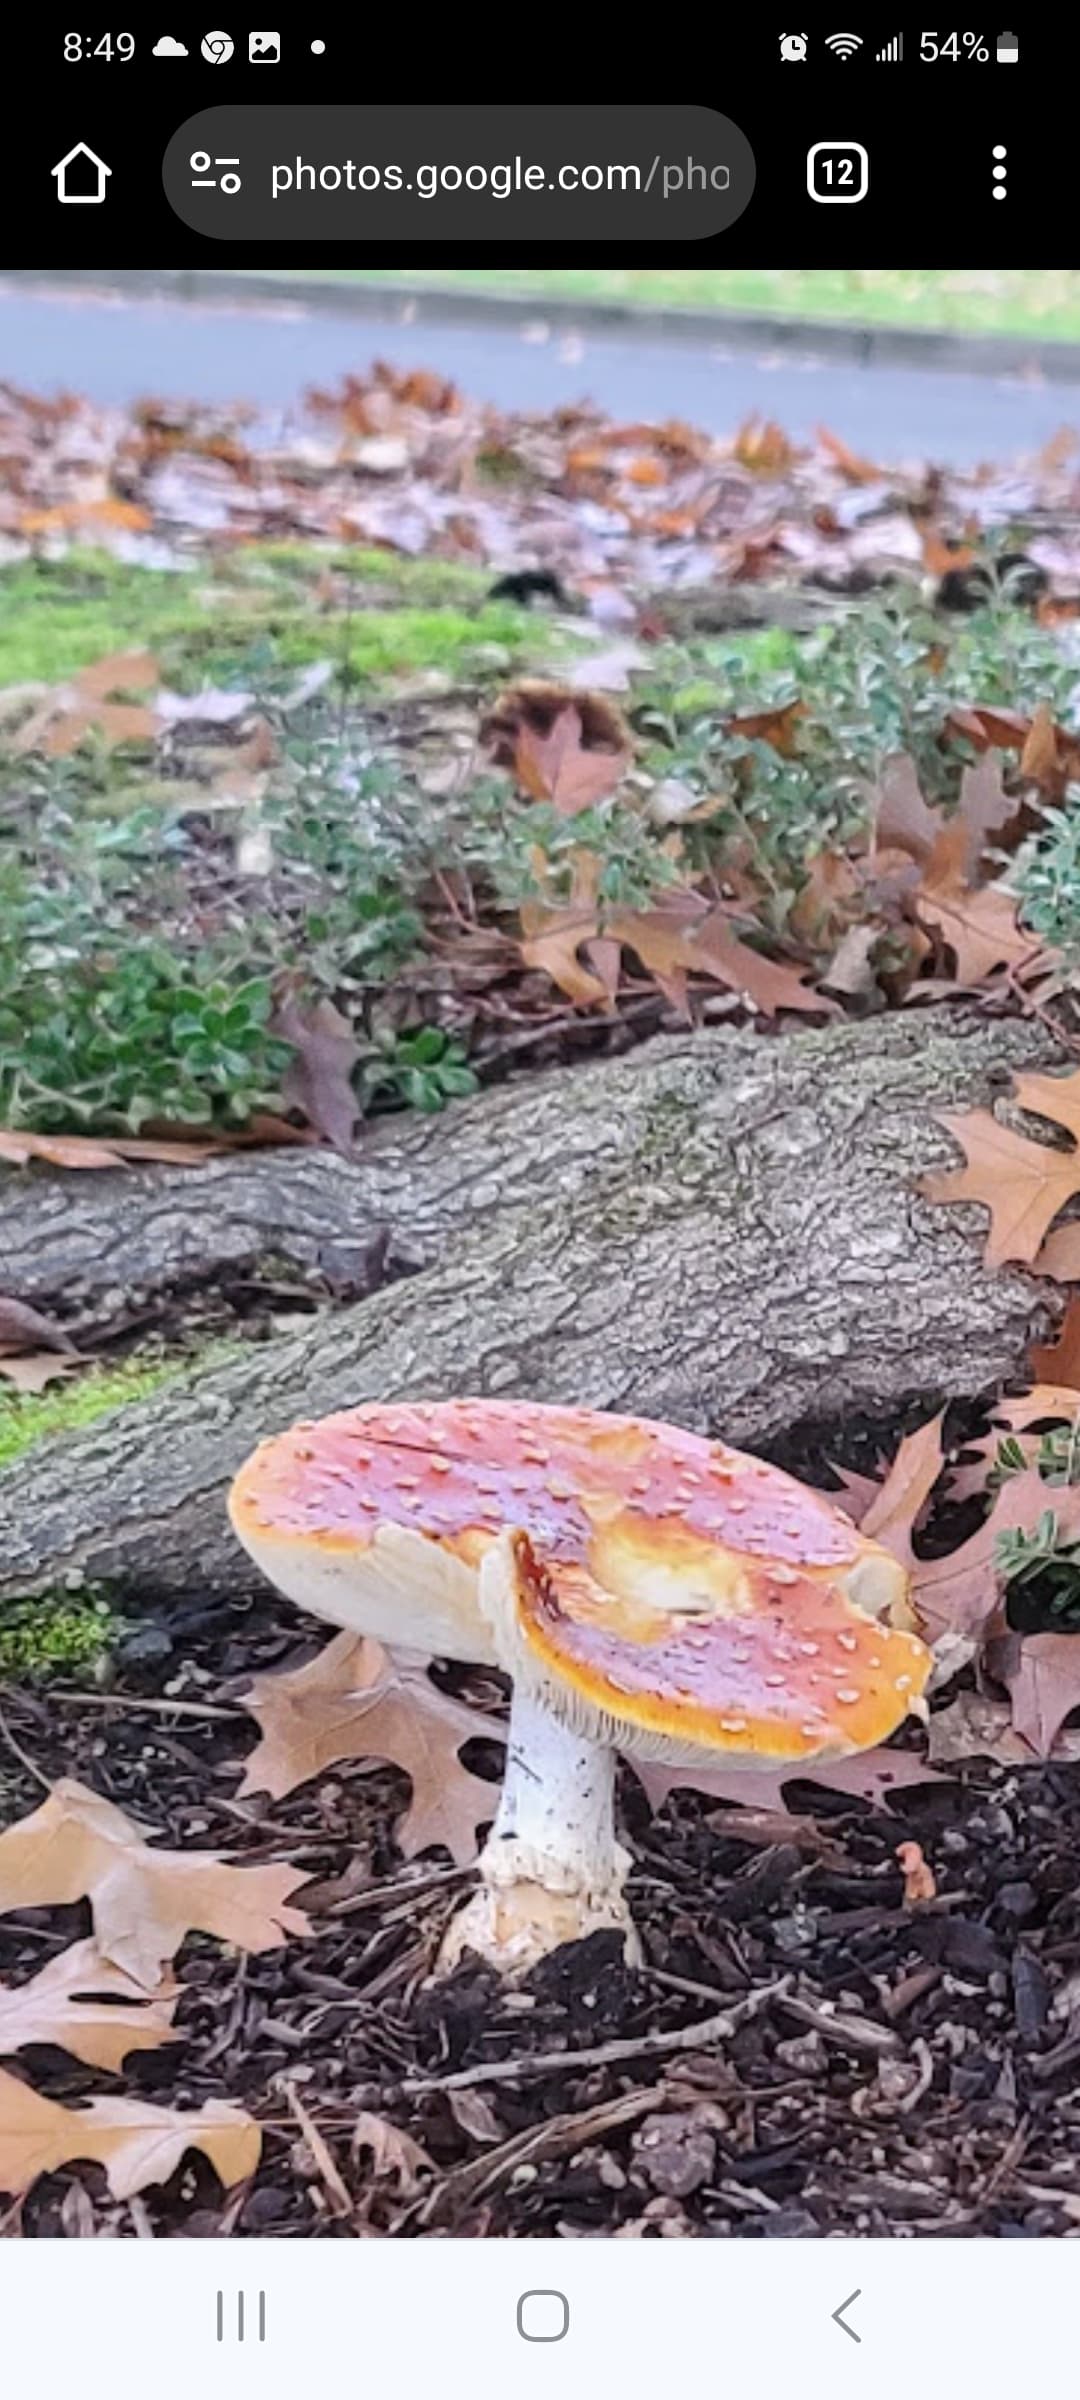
[0,2070,258,2201]
[914,1468,1080,1648]
[518,903,616,1008]
[914,869,1040,985]
[238,1632,498,1864]
[0,1296,77,1357]
[1005,1632,1080,1757]
[482,681,629,767]
[9,650,159,757]
[635,1746,944,1817]
[514,704,630,817]
[0,1352,84,1393]
[0,1939,181,2073]
[272,995,361,1152]
[606,897,832,1020]
[921,1110,1080,1269]
[924,1066,1080,1269]
[0,1294,84,1392]
[0,1780,311,1983]
[1034,1222,1080,1282]
[858,1412,947,1569]
[352,2110,436,2194]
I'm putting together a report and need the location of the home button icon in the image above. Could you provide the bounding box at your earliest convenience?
[52,143,112,204]
[517,2291,570,2343]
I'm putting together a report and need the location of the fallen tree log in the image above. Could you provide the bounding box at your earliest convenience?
[0,1010,1063,1604]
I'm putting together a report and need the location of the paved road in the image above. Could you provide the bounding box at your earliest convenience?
[2,283,1080,465]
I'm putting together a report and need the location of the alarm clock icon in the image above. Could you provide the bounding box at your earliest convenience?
[780,31,808,60]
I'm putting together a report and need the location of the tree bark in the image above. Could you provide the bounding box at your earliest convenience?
[0,1009,1062,1604]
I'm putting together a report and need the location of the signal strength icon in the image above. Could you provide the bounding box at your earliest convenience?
[876,30,903,59]
[825,30,864,55]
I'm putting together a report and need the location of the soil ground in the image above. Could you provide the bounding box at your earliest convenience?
[3,1577,1080,2241]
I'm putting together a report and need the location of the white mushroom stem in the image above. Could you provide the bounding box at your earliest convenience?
[439,1684,638,1976]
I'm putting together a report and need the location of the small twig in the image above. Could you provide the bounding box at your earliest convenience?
[48,1691,242,1722]
[282,2076,353,2219]
[0,1703,51,1791]
[648,1965,748,2008]
[391,1975,793,2099]
[776,1991,900,2057]
[325,1864,476,1919]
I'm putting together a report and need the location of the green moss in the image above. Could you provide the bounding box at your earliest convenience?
[0,1356,189,1471]
[0,1590,115,1679]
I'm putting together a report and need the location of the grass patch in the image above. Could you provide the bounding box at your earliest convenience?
[0,549,549,693]
[0,1358,190,1471]
[284,268,1080,343]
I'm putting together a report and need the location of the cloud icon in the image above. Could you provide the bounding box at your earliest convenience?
[152,33,188,53]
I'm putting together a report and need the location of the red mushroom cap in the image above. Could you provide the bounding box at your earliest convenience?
[229,1400,917,1727]
[494,1528,930,1766]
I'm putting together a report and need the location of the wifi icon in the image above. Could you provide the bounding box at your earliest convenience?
[826,30,864,55]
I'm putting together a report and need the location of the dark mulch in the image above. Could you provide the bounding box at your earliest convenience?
[4,1585,1080,2242]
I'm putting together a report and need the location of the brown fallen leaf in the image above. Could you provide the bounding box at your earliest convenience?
[896,1840,936,1905]
[272,994,361,1151]
[921,1109,1080,1268]
[9,650,160,758]
[1029,1299,1080,1389]
[914,871,1040,985]
[926,1690,1039,1767]
[913,1468,1080,1647]
[635,1745,944,1817]
[1013,1065,1080,1150]
[238,1633,497,1864]
[352,2110,435,2195]
[724,700,807,756]
[817,1462,887,1524]
[0,1780,310,1983]
[0,1296,77,1357]
[0,1352,85,1394]
[989,1383,1080,1435]
[0,1293,84,1391]
[514,704,630,817]
[0,2070,258,2201]
[733,416,799,473]
[860,1413,947,1569]
[607,898,831,1021]
[0,1939,181,2073]
[0,1128,229,1171]
[518,902,614,1007]
[1004,1631,1080,1757]
[1034,1222,1080,1282]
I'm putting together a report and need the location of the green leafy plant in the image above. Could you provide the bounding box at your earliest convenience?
[360,1027,478,1114]
[997,1509,1080,1626]
[994,1418,1080,1626]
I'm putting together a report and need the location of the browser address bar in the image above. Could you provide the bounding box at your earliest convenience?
[162,104,756,239]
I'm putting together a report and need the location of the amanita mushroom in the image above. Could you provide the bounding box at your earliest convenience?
[229,1399,931,1974]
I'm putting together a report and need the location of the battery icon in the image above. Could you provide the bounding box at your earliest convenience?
[997,30,1019,60]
